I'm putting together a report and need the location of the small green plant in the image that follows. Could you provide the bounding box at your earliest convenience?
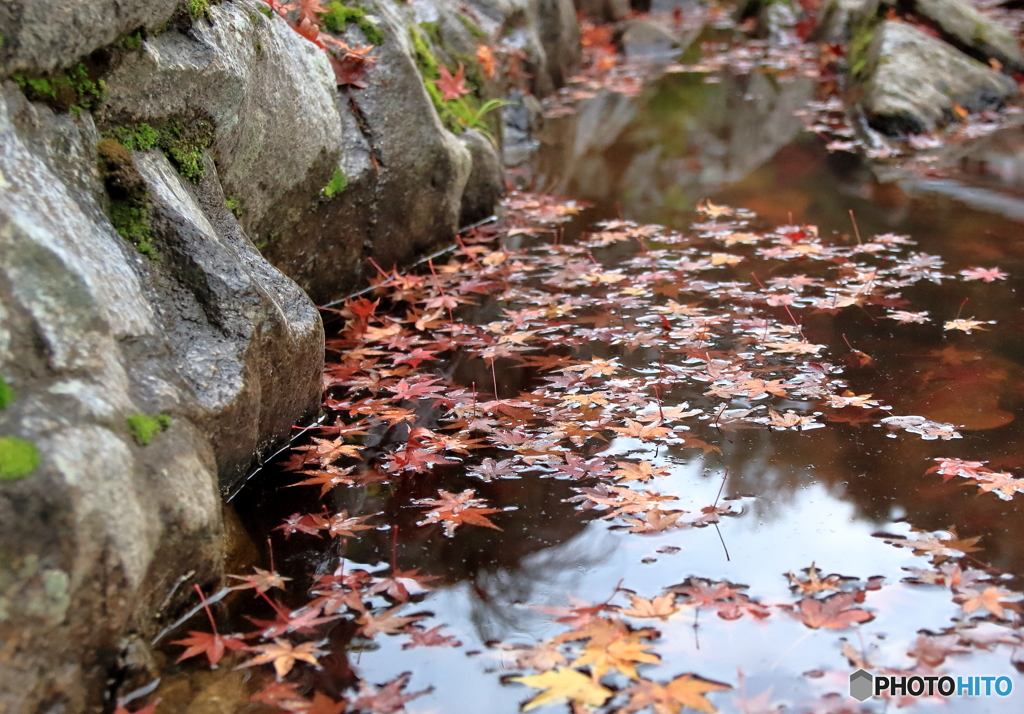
[12,63,106,113]
[127,414,172,446]
[186,0,210,20]
[320,2,386,45]
[323,169,348,198]
[456,14,488,41]
[112,123,160,152]
[123,32,144,50]
[0,437,40,480]
[256,4,273,18]
[109,200,156,258]
[161,118,215,183]
[226,196,243,217]
[0,376,14,410]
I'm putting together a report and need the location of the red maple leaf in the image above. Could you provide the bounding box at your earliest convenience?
[170,630,247,666]
[434,63,470,102]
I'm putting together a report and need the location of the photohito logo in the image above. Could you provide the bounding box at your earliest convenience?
[849,669,1013,701]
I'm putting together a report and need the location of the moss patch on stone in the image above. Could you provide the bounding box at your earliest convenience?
[11,62,106,114]
[0,376,14,410]
[320,2,386,45]
[126,414,172,445]
[108,116,214,183]
[98,138,156,258]
[323,168,348,198]
[409,25,499,138]
[0,437,40,481]
[226,196,243,217]
[186,0,210,20]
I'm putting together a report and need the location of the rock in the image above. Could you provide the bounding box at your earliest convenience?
[859,21,1016,134]
[620,18,685,58]
[100,2,345,258]
[576,0,633,20]
[0,75,321,713]
[0,0,180,75]
[536,0,583,87]
[911,0,1024,71]
[756,0,799,42]
[503,89,545,166]
[814,0,875,43]
[256,0,471,302]
[459,129,506,225]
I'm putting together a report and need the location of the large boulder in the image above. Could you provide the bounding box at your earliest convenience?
[909,0,1023,71]
[100,1,346,270]
[859,20,1017,134]
[0,78,322,713]
[0,0,180,75]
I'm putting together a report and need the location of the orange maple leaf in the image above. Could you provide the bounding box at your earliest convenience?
[435,63,470,102]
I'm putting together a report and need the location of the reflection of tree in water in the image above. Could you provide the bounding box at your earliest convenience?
[463,524,618,643]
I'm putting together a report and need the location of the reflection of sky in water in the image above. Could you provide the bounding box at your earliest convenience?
[355,473,1021,713]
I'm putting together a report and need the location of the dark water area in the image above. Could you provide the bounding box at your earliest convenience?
[171,55,1024,714]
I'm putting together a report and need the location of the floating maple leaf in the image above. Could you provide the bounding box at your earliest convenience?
[512,667,612,711]
[414,488,503,537]
[434,63,470,101]
[621,674,731,714]
[351,672,432,714]
[793,593,872,630]
[238,638,327,680]
[171,630,247,667]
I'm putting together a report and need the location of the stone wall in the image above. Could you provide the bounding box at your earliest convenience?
[0,0,579,711]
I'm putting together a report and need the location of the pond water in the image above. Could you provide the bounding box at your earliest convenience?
[159,39,1024,714]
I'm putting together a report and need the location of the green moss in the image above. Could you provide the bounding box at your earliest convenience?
[226,196,243,217]
[98,138,156,258]
[256,4,273,18]
[456,13,487,41]
[320,2,386,45]
[109,200,156,258]
[0,438,40,480]
[160,118,215,183]
[0,376,14,410]
[323,168,348,197]
[12,62,106,113]
[186,0,210,20]
[123,32,144,50]
[112,123,160,152]
[848,16,880,79]
[126,414,172,445]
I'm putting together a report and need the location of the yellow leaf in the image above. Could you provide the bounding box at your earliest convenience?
[512,667,612,711]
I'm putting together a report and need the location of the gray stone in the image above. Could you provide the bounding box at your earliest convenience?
[621,18,684,58]
[912,0,1024,71]
[860,21,1016,134]
[0,76,322,712]
[259,0,472,302]
[814,0,874,43]
[0,0,180,76]
[101,1,345,250]
[537,0,583,87]
[460,129,506,225]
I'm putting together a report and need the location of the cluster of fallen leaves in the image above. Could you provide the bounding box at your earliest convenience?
[259,0,377,86]
[145,192,1024,713]
[927,457,1024,501]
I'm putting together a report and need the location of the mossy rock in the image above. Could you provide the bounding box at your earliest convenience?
[126,414,172,445]
[0,437,40,480]
[11,62,106,114]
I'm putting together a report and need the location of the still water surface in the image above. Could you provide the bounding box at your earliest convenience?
[223,59,1024,714]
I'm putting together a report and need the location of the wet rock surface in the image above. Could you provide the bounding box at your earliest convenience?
[0,0,581,709]
[0,82,322,713]
[860,20,1017,134]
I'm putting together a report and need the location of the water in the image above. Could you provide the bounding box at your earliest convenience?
[159,47,1024,714]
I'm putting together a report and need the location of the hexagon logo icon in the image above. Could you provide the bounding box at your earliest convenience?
[850,669,873,702]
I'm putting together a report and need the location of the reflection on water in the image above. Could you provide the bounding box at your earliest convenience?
[219,60,1024,714]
